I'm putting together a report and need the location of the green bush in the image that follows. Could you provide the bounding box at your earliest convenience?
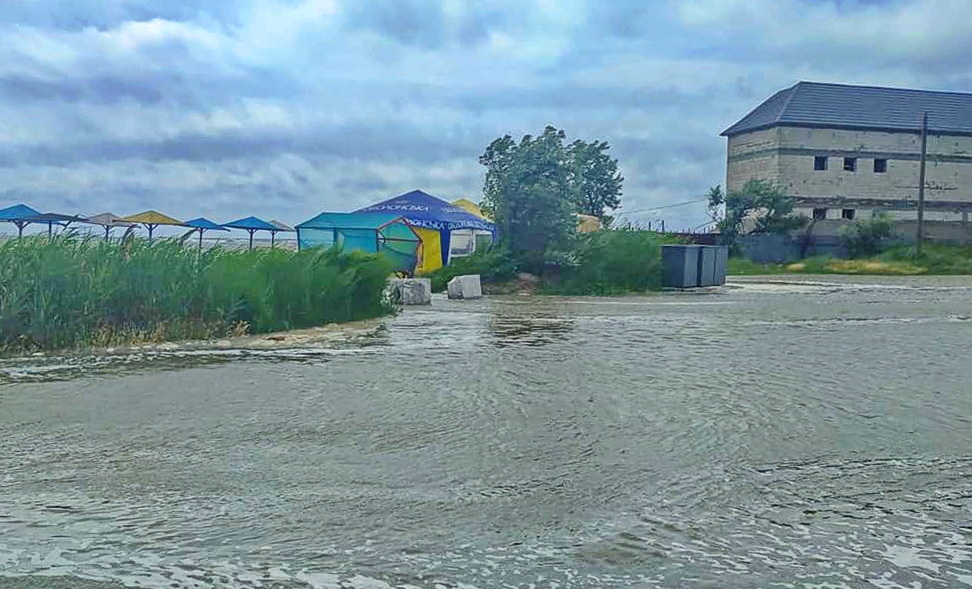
[423,246,518,292]
[0,234,395,354]
[548,230,669,295]
[840,214,895,257]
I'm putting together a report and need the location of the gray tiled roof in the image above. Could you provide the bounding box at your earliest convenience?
[721,81,972,136]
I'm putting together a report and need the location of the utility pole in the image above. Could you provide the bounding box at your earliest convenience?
[916,111,928,255]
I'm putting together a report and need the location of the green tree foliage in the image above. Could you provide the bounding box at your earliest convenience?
[840,213,895,257]
[707,180,806,247]
[567,139,623,219]
[480,126,576,272]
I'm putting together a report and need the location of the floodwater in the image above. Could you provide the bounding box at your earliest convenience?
[2,276,971,588]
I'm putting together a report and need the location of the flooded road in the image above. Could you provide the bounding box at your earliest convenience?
[2,276,971,588]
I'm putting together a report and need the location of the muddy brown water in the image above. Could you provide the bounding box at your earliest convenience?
[2,276,971,588]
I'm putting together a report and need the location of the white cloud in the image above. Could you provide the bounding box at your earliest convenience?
[0,0,970,233]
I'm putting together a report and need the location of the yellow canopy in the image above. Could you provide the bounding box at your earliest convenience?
[576,214,602,233]
[414,227,443,274]
[120,210,184,226]
[451,198,489,220]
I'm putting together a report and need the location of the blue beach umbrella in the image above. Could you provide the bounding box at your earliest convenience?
[0,204,42,237]
[184,217,230,249]
[223,216,278,250]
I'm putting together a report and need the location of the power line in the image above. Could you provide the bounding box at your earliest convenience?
[616,197,709,216]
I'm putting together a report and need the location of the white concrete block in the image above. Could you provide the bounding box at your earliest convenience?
[446,274,483,300]
[387,278,432,305]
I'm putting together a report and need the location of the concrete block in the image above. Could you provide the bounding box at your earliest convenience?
[387,278,432,305]
[447,274,483,300]
[662,245,701,288]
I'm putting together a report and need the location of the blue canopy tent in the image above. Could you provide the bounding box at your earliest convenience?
[353,190,495,269]
[184,217,230,249]
[223,216,278,250]
[295,212,422,274]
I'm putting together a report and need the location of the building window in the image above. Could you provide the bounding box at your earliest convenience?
[843,157,857,172]
[874,159,887,173]
[814,156,828,171]
[842,209,856,220]
[813,208,828,220]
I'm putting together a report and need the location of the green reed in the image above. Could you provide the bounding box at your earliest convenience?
[0,234,395,354]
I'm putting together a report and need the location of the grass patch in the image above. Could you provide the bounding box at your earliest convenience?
[729,255,926,276]
[0,234,395,355]
[728,243,972,276]
[877,243,972,274]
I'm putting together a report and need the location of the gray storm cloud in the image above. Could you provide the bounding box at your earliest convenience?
[0,0,970,230]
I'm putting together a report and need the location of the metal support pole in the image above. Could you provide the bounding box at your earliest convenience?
[916,111,928,255]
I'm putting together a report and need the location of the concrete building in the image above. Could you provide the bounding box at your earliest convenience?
[722,81,972,239]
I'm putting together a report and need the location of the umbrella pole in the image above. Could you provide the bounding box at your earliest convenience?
[147,224,154,242]
[271,231,276,248]
[48,222,53,237]
[199,229,204,250]
[248,229,254,250]
[17,222,25,238]
[104,226,111,241]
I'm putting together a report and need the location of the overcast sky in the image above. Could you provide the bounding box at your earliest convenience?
[1,0,971,232]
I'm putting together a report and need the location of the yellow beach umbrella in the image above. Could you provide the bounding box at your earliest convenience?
[120,210,184,241]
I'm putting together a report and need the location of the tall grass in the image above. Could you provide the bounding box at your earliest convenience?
[0,234,394,354]
[424,231,675,295]
[547,230,674,295]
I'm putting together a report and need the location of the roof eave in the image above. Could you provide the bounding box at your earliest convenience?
[722,121,972,138]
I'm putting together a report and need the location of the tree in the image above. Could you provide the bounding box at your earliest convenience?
[705,185,724,230]
[707,180,806,247]
[480,126,575,272]
[567,139,623,220]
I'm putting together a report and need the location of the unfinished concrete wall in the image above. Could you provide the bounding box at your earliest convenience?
[726,128,782,192]
[776,127,972,205]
